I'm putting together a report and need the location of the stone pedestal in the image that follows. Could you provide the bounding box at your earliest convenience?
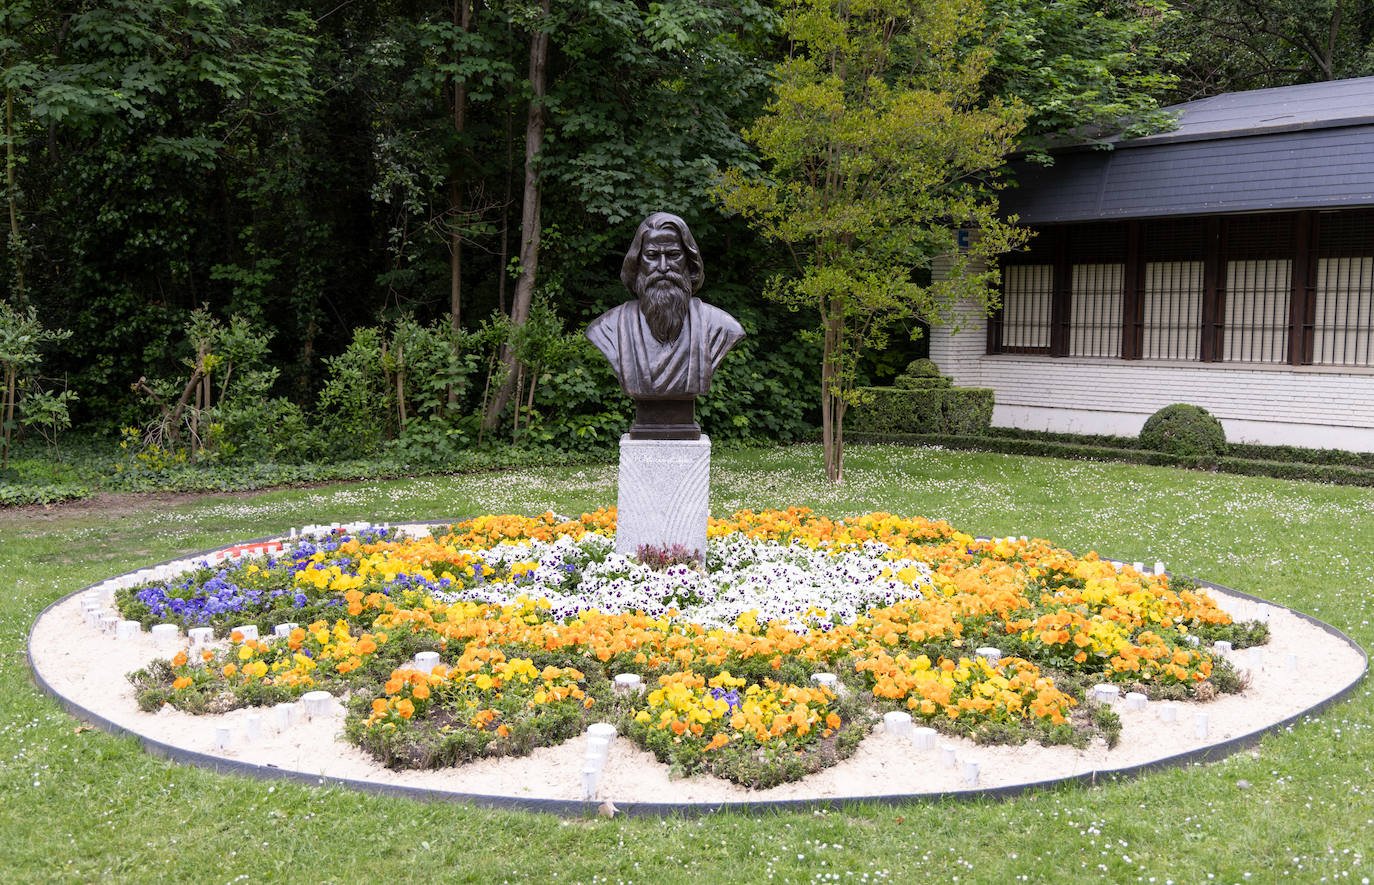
[615,434,710,558]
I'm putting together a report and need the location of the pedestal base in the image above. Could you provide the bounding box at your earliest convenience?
[629,398,700,440]
[615,434,710,558]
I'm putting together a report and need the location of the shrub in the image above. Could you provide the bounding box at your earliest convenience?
[941,387,994,435]
[850,386,993,435]
[894,358,951,390]
[1140,404,1228,460]
[850,387,942,434]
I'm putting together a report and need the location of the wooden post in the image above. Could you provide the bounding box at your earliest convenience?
[1049,228,1071,357]
[1289,210,1316,366]
[1201,217,1225,362]
[1122,221,1144,360]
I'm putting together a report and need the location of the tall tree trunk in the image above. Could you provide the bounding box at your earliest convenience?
[482,0,548,432]
[5,86,25,307]
[1,366,15,470]
[498,106,514,316]
[821,294,844,484]
[446,0,473,412]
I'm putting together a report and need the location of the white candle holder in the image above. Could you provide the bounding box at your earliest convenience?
[99,614,120,634]
[587,722,617,741]
[1124,692,1147,712]
[585,736,611,766]
[809,672,838,689]
[116,620,142,640]
[941,745,958,768]
[1286,653,1299,672]
[976,647,1002,664]
[1194,712,1208,739]
[188,627,214,646]
[232,624,259,641]
[151,623,180,648]
[581,766,600,800]
[214,725,233,751]
[1154,560,1166,575]
[273,702,298,731]
[1158,703,1177,723]
[961,761,980,787]
[911,727,937,750]
[1092,684,1120,704]
[273,623,299,639]
[244,714,262,741]
[613,673,643,693]
[1214,640,1233,654]
[1248,648,1264,670]
[883,711,913,737]
[301,691,333,719]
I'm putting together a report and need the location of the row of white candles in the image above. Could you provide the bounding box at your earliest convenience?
[211,691,336,751]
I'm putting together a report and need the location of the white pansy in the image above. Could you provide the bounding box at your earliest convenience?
[433,533,933,631]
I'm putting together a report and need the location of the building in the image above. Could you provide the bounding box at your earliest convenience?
[929,77,1374,451]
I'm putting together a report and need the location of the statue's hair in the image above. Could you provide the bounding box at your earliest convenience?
[621,212,704,295]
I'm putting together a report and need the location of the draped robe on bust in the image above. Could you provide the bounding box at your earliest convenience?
[585,297,745,399]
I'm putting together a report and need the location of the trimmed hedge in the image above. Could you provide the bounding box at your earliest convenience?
[847,431,1374,487]
[849,386,994,436]
[942,388,994,435]
[980,426,1374,470]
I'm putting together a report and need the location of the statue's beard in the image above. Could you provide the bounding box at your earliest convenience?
[639,270,691,344]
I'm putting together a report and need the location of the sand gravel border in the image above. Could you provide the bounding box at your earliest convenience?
[26,529,1368,816]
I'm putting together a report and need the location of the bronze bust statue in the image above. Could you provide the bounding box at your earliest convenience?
[586,212,745,439]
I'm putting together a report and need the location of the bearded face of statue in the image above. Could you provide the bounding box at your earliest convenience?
[635,227,693,344]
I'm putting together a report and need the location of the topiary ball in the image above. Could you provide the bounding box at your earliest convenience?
[902,358,942,378]
[1139,404,1228,460]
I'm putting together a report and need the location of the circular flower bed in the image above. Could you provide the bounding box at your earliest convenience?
[117,509,1266,789]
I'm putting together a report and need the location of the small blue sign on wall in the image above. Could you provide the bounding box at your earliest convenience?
[956,229,971,253]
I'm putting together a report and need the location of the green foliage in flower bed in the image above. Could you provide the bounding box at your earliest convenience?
[627,693,871,790]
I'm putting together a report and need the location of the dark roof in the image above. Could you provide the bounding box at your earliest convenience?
[1001,76,1374,224]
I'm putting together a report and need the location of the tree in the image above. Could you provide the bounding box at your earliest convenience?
[716,0,1028,483]
[980,0,1183,153]
[482,0,778,433]
[0,299,69,469]
[1162,0,1374,97]
[482,0,550,432]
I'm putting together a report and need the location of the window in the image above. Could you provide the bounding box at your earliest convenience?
[989,209,1374,367]
[1141,262,1202,360]
[1224,259,1291,363]
[1313,257,1374,365]
[1068,264,1123,357]
[1000,265,1053,352]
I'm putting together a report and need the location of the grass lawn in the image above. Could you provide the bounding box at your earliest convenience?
[3,443,1371,883]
